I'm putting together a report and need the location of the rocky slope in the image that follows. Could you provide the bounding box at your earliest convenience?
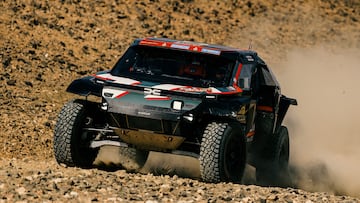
[0,0,359,202]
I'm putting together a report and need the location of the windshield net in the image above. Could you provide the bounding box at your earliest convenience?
[111,46,236,88]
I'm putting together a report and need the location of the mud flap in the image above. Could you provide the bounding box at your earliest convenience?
[248,111,275,166]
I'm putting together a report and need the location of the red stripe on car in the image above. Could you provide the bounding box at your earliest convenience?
[93,74,113,81]
[131,81,141,86]
[115,91,129,98]
[145,97,171,101]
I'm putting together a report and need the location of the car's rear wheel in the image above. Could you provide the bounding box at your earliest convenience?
[118,147,149,172]
[256,126,292,187]
[199,122,246,183]
[53,99,99,168]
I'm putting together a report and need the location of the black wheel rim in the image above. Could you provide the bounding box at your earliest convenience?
[223,132,245,182]
[73,114,97,165]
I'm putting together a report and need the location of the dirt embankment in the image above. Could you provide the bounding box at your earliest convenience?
[0,0,359,202]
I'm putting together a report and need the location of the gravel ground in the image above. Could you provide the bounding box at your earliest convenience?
[1,157,359,203]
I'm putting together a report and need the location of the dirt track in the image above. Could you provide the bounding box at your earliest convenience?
[0,0,359,202]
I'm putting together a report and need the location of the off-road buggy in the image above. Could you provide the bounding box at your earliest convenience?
[54,38,297,186]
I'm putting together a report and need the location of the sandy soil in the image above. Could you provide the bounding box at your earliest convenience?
[0,0,359,202]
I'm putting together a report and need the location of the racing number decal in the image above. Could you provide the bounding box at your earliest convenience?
[144,88,161,96]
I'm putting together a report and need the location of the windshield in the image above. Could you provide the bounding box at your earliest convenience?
[111,46,236,88]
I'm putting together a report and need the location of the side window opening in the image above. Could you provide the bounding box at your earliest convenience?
[257,65,281,109]
[238,63,257,93]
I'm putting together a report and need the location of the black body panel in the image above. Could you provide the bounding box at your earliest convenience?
[66,76,102,97]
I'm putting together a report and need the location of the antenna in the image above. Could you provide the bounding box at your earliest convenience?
[248,40,253,50]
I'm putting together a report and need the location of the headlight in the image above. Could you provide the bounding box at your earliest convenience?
[171,100,183,110]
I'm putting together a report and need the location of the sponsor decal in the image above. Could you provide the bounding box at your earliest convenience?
[173,86,222,94]
[176,87,204,92]
[144,88,161,96]
[245,55,254,61]
[137,111,151,116]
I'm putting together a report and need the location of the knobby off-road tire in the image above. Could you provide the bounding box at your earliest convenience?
[118,147,149,172]
[54,99,99,168]
[256,126,292,187]
[199,122,246,183]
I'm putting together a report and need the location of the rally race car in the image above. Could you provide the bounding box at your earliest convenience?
[54,38,297,186]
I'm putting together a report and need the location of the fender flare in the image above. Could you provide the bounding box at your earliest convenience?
[275,95,297,132]
[66,76,103,97]
[200,97,252,122]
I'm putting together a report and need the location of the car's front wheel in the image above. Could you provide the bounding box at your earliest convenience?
[199,122,246,183]
[53,99,99,168]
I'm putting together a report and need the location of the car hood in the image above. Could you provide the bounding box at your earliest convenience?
[95,72,242,96]
[66,72,247,121]
[96,73,205,119]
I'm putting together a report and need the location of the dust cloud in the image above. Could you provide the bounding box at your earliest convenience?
[94,146,201,178]
[277,47,360,197]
